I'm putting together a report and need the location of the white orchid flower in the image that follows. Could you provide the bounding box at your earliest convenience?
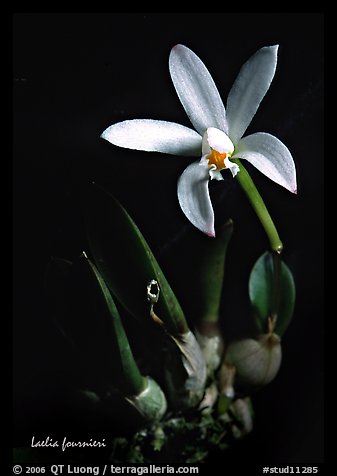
[101,44,296,237]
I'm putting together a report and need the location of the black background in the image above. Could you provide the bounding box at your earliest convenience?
[13,13,324,466]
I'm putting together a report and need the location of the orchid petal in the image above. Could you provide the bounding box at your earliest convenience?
[177,162,215,237]
[101,119,202,156]
[169,44,228,136]
[206,127,234,154]
[232,132,297,193]
[226,45,279,144]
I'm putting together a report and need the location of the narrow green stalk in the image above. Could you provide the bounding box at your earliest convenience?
[232,158,283,254]
[232,159,283,323]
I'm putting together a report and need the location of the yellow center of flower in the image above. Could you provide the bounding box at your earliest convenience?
[207,149,230,171]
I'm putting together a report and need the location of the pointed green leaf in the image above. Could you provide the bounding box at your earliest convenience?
[44,254,168,421]
[84,184,188,336]
[248,251,296,336]
[64,253,145,396]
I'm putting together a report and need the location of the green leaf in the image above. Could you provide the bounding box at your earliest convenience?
[84,184,188,336]
[63,253,145,395]
[248,251,296,336]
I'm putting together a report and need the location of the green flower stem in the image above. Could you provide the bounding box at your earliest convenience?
[232,158,283,254]
[232,159,283,322]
